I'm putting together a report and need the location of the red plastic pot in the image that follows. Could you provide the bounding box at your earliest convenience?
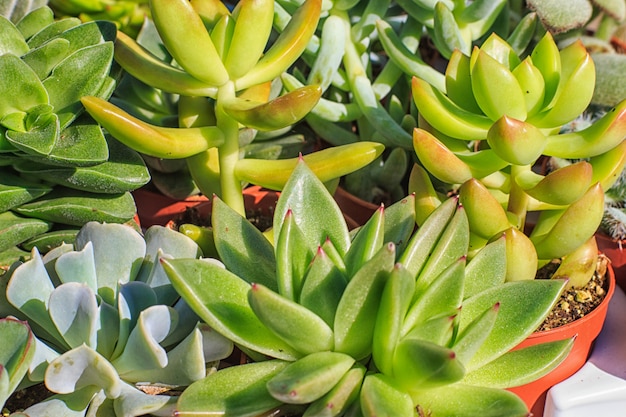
[595,232,626,290]
[507,264,616,417]
[132,185,279,228]
[333,186,378,230]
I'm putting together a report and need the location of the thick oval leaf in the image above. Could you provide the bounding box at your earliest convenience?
[0,211,52,252]
[14,189,137,226]
[0,170,52,212]
[162,258,299,360]
[0,54,48,117]
[248,283,334,355]
[267,351,355,404]
[460,279,566,370]
[0,317,35,403]
[303,364,365,417]
[360,374,414,417]
[176,360,289,417]
[0,16,29,57]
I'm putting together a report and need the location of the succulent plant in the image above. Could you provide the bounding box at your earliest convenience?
[162,160,572,417]
[0,222,233,416]
[0,7,150,266]
[0,318,35,409]
[82,0,383,217]
[408,29,626,287]
[0,0,47,22]
[527,0,625,36]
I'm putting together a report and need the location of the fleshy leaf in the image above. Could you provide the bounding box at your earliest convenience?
[360,374,414,417]
[48,282,99,349]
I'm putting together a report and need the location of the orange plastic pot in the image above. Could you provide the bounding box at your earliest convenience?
[333,186,377,229]
[507,264,616,417]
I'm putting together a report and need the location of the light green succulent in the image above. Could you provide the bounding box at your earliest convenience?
[0,222,233,416]
[0,6,150,266]
[163,160,572,417]
[408,29,626,287]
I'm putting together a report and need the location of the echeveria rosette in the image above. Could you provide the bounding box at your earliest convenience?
[0,222,233,416]
[163,160,571,417]
[0,7,150,262]
[410,31,626,284]
[82,0,384,217]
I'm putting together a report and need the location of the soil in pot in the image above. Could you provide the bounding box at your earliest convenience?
[508,254,615,417]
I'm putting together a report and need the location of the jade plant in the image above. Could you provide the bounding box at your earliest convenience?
[82,0,384,217]
[0,6,150,266]
[409,30,626,287]
[162,160,572,417]
[0,222,233,416]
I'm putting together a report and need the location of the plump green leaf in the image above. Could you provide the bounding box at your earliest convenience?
[344,206,385,278]
[0,317,35,406]
[299,247,348,327]
[460,279,566,371]
[27,18,81,49]
[464,236,506,299]
[0,54,48,117]
[212,195,277,291]
[14,136,150,193]
[20,228,78,252]
[360,374,414,417]
[276,209,313,300]
[267,351,355,404]
[412,383,528,417]
[249,283,334,355]
[162,258,299,360]
[274,160,350,257]
[176,360,289,417]
[5,110,59,156]
[462,338,573,388]
[0,169,51,212]
[303,364,365,417]
[382,194,417,260]
[14,5,54,39]
[334,243,394,360]
[0,15,29,56]
[0,211,52,252]
[14,189,137,226]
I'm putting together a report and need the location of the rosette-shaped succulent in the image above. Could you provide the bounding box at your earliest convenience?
[0,7,149,266]
[82,0,383,217]
[0,222,233,416]
[163,160,571,417]
[410,31,626,285]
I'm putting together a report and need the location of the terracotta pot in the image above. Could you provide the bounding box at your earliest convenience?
[507,264,616,417]
[132,185,279,228]
[595,232,626,290]
[333,186,377,229]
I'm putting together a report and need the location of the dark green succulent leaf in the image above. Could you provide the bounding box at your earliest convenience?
[460,279,566,371]
[334,243,395,360]
[20,228,79,253]
[0,245,30,269]
[463,236,507,299]
[274,160,351,257]
[22,119,109,167]
[0,54,48,117]
[0,169,52,212]
[0,211,52,252]
[5,110,58,156]
[52,20,117,55]
[14,5,54,39]
[43,42,114,129]
[0,316,35,406]
[13,188,137,225]
[27,18,81,49]
[462,338,573,388]
[162,258,299,361]
[14,136,150,193]
[176,360,289,417]
[22,37,71,80]
[212,196,277,291]
[150,168,199,200]
[0,14,29,56]
[360,374,414,417]
[412,383,528,417]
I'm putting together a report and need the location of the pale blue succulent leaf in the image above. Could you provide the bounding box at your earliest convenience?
[48,282,99,349]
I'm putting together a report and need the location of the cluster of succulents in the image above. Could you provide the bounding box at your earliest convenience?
[163,161,571,417]
[0,222,233,416]
[0,6,149,267]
